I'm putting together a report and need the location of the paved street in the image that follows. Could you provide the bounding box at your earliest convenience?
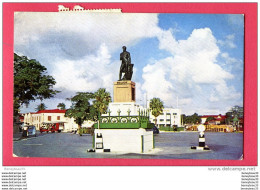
[13,132,243,160]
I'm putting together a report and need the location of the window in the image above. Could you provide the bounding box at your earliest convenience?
[173,113,177,115]
[57,116,60,120]
[160,119,164,121]
[48,116,51,121]
[166,119,171,121]
[166,113,171,115]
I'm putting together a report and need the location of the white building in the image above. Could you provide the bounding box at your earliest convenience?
[149,108,182,128]
[23,109,94,132]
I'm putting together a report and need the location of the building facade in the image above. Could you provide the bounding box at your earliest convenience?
[149,108,182,128]
[23,109,94,132]
[200,114,226,125]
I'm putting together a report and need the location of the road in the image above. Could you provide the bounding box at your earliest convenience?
[13,131,243,160]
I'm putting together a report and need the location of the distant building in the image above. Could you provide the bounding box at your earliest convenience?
[150,108,182,128]
[200,115,226,125]
[23,109,94,132]
[187,124,235,133]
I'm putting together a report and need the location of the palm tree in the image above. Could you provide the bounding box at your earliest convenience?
[149,98,164,127]
[93,88,112,116]
[57,102,66,110]
[35,103,47,111]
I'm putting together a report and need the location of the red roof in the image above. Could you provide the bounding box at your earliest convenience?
[200,115,226,119]
[200,115,219,118]
[35,109,67,114]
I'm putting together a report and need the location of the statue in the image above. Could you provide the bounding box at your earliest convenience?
[119,46,134,81]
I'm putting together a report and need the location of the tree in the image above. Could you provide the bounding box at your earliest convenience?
[226,106,243,118]
[92,88,112,116]
[149,98,164,127]
[89,105,99,121]
[191,113,201,124]
[14,53,59,115]
[57,103,66,110]
[35,103,47,111]
[182,113,201,124]
[206,116,216,123]
[226,105,243,130]
[65,92,94,132]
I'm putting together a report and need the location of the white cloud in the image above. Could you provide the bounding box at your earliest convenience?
[218,34,236,48]
[14,12,160,59]
[15,12,242,115]
[14,12,160,112]
[52,43,115,93]
[142,27,242,114]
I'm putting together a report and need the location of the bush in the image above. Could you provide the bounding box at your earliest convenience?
[83,127,87,134]
[177,127,184,131]
[78,128,83,136]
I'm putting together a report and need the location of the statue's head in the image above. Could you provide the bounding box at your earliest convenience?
[122,46,126,51]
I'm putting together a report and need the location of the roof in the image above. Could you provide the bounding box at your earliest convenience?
[200,115,226,119]
[35,109,67,114]
[200,115,219,118]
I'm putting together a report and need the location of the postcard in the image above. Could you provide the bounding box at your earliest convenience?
[3,3,257,166]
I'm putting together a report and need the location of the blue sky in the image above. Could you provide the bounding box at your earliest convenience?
[14,12,244,115]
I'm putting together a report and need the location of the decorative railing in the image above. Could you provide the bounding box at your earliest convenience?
[95,109,152,129]
[99,109,150,124]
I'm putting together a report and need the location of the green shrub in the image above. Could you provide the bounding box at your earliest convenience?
[177,127,184,131]
[83,127,87,134]
[78,128,83,136]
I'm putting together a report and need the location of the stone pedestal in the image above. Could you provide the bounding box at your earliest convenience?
[94,128,153,153]
[113,81,135,102]
[88,79,154,154]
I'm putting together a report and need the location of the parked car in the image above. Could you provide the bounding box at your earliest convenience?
[22,125,36,137]
[40,126,49,133]
[40,122,62,133]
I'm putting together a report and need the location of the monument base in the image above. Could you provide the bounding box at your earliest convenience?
[93,128,154,153]
[113,81,136,102]
[103,102,142,116]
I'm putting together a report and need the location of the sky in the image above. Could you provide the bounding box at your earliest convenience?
[14,12,244,115]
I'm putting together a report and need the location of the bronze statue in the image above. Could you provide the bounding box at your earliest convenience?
[119,46,134,81]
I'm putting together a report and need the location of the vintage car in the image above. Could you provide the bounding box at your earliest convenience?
[40,122,63,133]
[40,125,49,133]
[22,125,37,137]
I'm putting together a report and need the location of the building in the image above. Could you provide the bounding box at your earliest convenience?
[23,109,94,132]
[187,124,235,133]
[200,115,226,125]
[24,109,67,130]
[149,108,182,128]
